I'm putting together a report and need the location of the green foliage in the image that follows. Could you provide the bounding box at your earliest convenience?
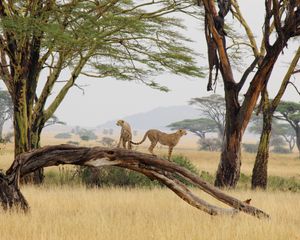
[0,0,205,84]
[249,116,296,151]
[43,164,300,192]
[189,94,225,138]
[77,166,158,188]
[275,101,300,128]
[44,167,80,186]
[80,131,97,141]
[235,174,300,192]
[267,176,300,192]
[54,132,72,139]
[171,155,200,186]
[72,127,97,141]
[274,101,300,153]
[237,173,252,189]
[167,118,217,139]
[77,155,199,188]
[0,1,205,157]
[243,143,258,153]
[45,116,66,128]
[199,171,214,184]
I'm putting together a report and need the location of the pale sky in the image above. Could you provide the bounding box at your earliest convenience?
[1,1,299,127]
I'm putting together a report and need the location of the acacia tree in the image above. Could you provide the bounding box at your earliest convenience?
[199,0,300,187]
[249,118,296,152]
[167,118,218,139]
[0,89,12,141]
[274,101,300,157]
[275,123,296,152]
[0,1,203,182]
[189,94,225,138]
[252,47,300,189]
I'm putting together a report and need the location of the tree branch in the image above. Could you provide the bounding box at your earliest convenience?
[237,56,261,92]
[288,81,300,96]
[3,145,270,219]
[271,46,300,110]
[230,0,260,57]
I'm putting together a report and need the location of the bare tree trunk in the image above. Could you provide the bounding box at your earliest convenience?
[0,121,4,140]
[0,169,29,211]
[215,129,242,188]
[251,111,272,189]
[30,124,45,184]
[296,128,300,158]
[215,88,242,188]
[13,89,45,184]
[1,145,270,219]
[14,95,29,156]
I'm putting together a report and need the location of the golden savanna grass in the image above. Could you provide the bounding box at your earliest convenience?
[0,187,300,240]
[0,134,300,240]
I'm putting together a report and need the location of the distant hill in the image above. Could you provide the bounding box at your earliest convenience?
[96,105,200,131]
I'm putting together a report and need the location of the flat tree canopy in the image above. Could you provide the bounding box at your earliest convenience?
[0,0,204,157]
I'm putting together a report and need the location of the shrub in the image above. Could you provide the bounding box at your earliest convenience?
[44,167,80,186]
[3,132,13,142]
[79,130,97,141]
[270,136,285,147]
[268,176,300,192]
[77,155,200,188]
[198,138,222,151]
[55,132,72,139]
[98,137,116,147]
[243,143,258,153]
[271,146,290,154]
[66,141,79,145]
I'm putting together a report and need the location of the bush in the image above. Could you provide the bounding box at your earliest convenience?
[79,130,97,141]
[3,132,13,142]
[270,136,285,147]
[66,141,79,145]
[198,138,222,151]
[98,137,116,147]
[44,167,80,186]
[55,132,72,139]
[271,146,290,154]
[77,155,200,188]
[76,166,158,188]
[243,143,258,153]
[268,176,300,192]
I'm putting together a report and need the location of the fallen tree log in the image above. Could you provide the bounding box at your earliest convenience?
[1,145,269,219]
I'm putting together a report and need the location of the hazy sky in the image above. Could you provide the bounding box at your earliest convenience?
[1,1,299,127]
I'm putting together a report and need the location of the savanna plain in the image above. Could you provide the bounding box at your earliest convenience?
[1,134,300,240]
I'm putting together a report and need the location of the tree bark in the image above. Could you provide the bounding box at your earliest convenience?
[296,128,300,158]
[1,145,270,219]
[13,86,45,184]
[201,0,297,189]
[251,110,272,189]
[30,122,45,184]
[215,127,242,188]
[0,121,4,140]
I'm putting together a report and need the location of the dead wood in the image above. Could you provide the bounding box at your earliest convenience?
[1,145,269,219]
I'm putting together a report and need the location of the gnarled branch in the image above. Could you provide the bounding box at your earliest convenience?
[2,145,270,219]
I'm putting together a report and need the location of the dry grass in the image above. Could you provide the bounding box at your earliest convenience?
[0,186,300,240]
[1,134,300,240]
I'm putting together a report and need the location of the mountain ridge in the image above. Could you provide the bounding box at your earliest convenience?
[96,105,200,131]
